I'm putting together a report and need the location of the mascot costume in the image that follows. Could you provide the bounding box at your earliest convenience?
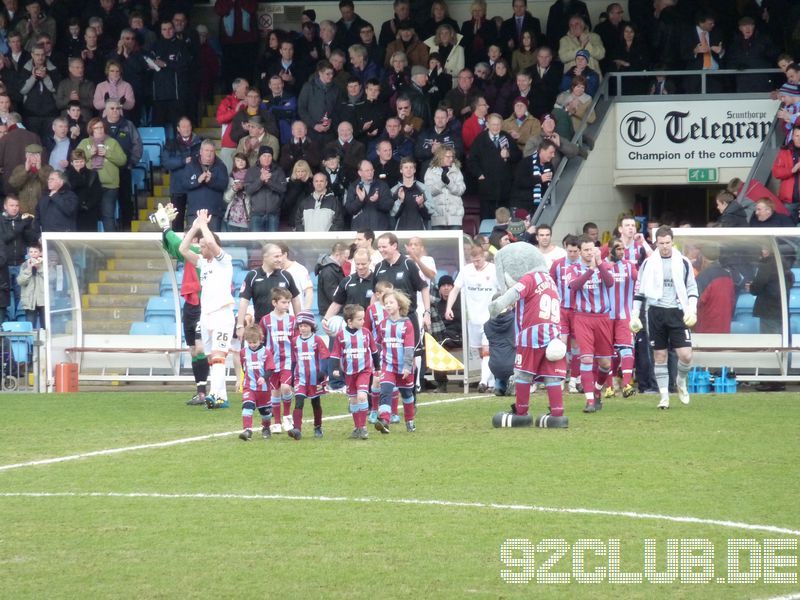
[488,243,569,429]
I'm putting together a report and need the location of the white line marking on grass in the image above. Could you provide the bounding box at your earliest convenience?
[0,491,798,537]
[0,394,492,473]
[757,594,800,600]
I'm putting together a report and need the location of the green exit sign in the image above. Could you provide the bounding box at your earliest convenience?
[688,168,718,183]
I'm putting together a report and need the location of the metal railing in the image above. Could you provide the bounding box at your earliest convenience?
[607,67,781,96]
[0,329,43,392]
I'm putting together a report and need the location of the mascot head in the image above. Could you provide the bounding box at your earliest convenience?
[493,242,549,292]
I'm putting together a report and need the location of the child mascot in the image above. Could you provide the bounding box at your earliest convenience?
[488,242,569,429]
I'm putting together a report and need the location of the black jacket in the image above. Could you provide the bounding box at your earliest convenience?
[718,201,748,228]
[0,211,38,266]
[65,166,103,232]
[315,254,344,317]
[35,187,79,232]
[344,179,393,231]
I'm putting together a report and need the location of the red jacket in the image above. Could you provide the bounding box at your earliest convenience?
[461,114,485,154]
[770,147,800,214]
[216,93,243,149]
[214,0,258,45]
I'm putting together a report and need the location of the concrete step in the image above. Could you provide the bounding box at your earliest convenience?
[196,127,220,140]
[88,282,160,295]
[200,116,217,129]
[82,294,149,309]
[82,307,144,321]
[132,220,162,232]
[106,257,168,271]
[153,185,169,197]
[98,270,164,283]
[82,319,137,334]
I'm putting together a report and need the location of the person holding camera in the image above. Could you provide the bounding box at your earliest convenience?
[17,243,44,328]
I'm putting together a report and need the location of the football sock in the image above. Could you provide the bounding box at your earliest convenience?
[619,348,634,386]
[370,386,380,411]
[655,362,669,400]
[480,355,491,385]
[379,381,394,421]
[611,354,620,378]
[210,359,226,400]
[258,405,271,428]
[580,361,595,402]
[401,389,414,421]
[282,392,292,417]
[391,390,399,416]
[677,360,691,383]
[350,401,359,426]
[311,396,322,427]
[570,351,581,380]
[271,396,281,423]
[514,379,531,416]
[192,354,208,394]
[356,401,369,428]
[595,364,611,391]
[544,378,564,417]
[242,407,254,430]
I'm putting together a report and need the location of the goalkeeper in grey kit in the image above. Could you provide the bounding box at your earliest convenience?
[629,226,698,410]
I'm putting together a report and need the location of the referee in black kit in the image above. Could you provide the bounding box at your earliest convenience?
[237,243,302,330]
[374,233,432,392]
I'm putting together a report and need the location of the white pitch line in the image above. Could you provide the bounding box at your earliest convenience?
[0,491,799,538]
[0,393,493,473]
[758,594,800,600]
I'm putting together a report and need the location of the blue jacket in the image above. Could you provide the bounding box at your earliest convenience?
[484,310,515,382]
[162,133,202,194]
[181,158,228,218]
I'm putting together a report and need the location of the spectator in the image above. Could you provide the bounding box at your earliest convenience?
[775,83,800,145]
[353,78,387,144]
[44,117,75,171]
[230,87,280,147]
[501,0,543,55]
[265,39,308,98]
[236,115,280,166]
[523,112,584,165]
[469,112,520,218]
[0,194,38,320]
[379,0,411,48]
[296,171,344,232]
[263,75,298,144]
[427,52,453,103]
[330,48,351,91]
[214,0,259,90]
[65,148,102,232]
[428,274,462,393]
[215,76,248,172]
[385,21,429,70]
[298,59,342,144]
[358,22,384,69]
[555,75,595,132]
[102,98,142,231]
[318,20,338,60]
[15,1,56,52]
[594,2,627,74]
[528,45,563,118]
[348,43,380,87]
[244,145,287,232]
[182,139,228,231]
[366,116,413,161]
[333,0,371,52]
[415,106,464,168]
[279,120,321,173]
[394,93,423,136]
[423,23,464,78]
[108,28,149,126]
[502,96,541,152]
[726,16,779,93]
[771,124,800,219]
[345,159,393,230]
[404,66,433,127]
[546,0,590,48]
[460,0,496,68]
[35,170,79,232]
[680,10,724,94]
[460,94,488,153]
[372,138,401,188]
[56,58,95,123]
[92,59,135,116]
[420,0,460,43]
[76,118,126,232]
[325,121,366,182]
[283,159,313,224]
[558,14,604,73]
[222,151,251,232]
[16,243,44,327]
[320,148,350,205]
[148,20,191,130]
[444,68,480,121]
[715,190,747,228]
[749,198,794,227]
[512,138,556,212]
[424,144,465,229]
[560,48,600,96]
[19,42,59,139]
[80,26,105,84]
[8,143,51,215]
[511,29,537,75]
[390,156,433,230]
[161,116,202,231]
[749,245,795,334]
[609,23,651,95]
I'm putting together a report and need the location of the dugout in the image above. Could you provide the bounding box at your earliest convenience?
[672,228,800,382]
[41,232,466,391]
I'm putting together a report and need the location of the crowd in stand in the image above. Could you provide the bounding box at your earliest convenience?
[0,0,799,328]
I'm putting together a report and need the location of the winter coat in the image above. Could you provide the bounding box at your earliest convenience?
[223,173,251,228]
[181,158,229,218]
[771,146,800,209]
[385,35,429,69]
[297,75,343,133]
[55,77,96,121]
[19,59,60,116]
[17,258,45,310]
[424,164,466,228]
[35,187,79,232]
[0,211,38,267]
[502,113,542,153]
[344,179,393,230]
[65,165,102,232]
[314,254,344,317]
[8,164,53,214]
[295,190,344,232]
[483,309,515,382]
[390,180,434,230]
[162,133,202,194]
[92,78,136,113]
[75,136,127,189]
[423,40,465,78]
[149,37,191,101]
[244,163,287,216]
[718,201,748,228]
[104,117,143,167]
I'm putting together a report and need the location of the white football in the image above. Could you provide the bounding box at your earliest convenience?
[545,338,567,361]
[327,315,345,335]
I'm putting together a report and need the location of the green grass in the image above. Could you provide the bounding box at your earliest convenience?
[0,390,798,598]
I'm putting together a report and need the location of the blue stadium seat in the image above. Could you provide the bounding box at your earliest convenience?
[2,321,32,363]
[734,293,755,317]
[790,289,800,314]
[730,316,760,334]
[479,219,496,235]
[792,268,800,287]
[791,314,800,334]
[145,314,177,328]
[436,269,450,284]
[227,246,249,270]
[130,321,167,335]
[160,271,183,296]
[139,126,166,166]
[145,296,177,320]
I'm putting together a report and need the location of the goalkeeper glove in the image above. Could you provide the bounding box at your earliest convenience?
[629,317,643,333]
[682,312,697,328]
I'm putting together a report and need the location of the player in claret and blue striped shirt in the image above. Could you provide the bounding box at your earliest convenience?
[259,287,296,434]
[375,290,416,434]
[238,326,276,441]
[331,304,380,440]
[605,238,639,399]
[287,312,329,440]
[364,280,400,424]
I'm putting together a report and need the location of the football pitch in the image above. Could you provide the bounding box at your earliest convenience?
[0,389,798,599]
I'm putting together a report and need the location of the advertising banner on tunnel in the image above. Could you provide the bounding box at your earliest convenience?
[615,99,779,169]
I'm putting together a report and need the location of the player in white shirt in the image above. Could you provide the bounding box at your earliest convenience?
[180,209,235,408]
[444,244,499,391]
[277,242,314,312]
[536,224,567,268]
